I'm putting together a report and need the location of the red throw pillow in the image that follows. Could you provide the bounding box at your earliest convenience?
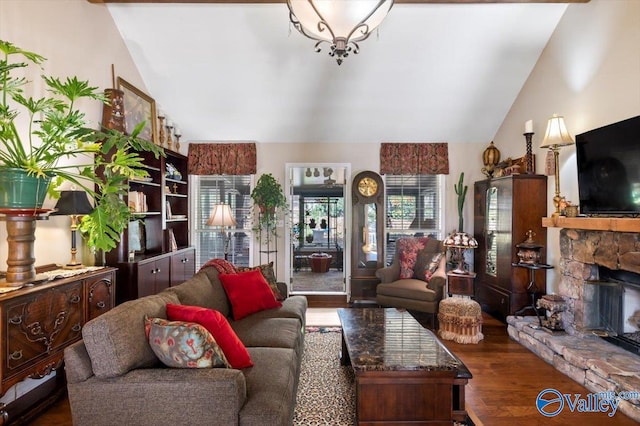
[166,304,253,369]
[219,269,282,320]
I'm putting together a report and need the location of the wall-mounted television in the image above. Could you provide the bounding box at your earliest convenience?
[576,115,640,216]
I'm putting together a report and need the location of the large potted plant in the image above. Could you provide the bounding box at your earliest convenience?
[0,40,162,253]
[250,173,287,236]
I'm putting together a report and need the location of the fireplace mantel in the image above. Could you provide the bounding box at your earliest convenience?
[542,217,640,232]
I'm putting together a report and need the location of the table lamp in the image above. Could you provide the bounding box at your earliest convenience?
[443,231,478,274]
[539,114,574,217]
[52,190,94,269]
[207,204,236,260]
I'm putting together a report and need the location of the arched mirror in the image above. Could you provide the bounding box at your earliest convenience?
[285,164,349,295]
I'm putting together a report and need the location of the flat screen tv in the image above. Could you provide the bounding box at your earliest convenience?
[576,115,640,216]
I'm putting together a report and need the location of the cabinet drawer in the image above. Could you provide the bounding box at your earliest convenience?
[86,271,115,322]
[4,282,83,376]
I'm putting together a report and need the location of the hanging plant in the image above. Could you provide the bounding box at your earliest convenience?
[250,173,287,237]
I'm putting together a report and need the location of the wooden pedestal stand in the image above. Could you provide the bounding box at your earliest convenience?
[0,209,51,286]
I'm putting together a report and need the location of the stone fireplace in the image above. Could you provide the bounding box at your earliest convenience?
[507,218,640,421]
[558,228,640,341]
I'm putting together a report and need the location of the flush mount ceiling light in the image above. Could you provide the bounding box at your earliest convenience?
[287,0,394,65]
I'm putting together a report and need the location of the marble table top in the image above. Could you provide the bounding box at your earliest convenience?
[337,308,470,377]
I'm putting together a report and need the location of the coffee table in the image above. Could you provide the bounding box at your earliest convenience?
[338,308,471,425]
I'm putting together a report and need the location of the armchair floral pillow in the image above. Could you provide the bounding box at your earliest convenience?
[397,237,430,278]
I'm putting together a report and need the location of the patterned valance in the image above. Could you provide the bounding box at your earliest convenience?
[188,143,257,175]
[380,143,449,175]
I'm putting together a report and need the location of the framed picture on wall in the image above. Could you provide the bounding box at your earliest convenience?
[117,77,158,144]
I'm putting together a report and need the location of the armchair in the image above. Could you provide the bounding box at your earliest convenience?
[376,237,447,327]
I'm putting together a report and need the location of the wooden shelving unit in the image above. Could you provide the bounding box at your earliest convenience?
[105,148,195,304]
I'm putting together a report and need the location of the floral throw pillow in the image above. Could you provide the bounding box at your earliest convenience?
[397,237,430,278]
[144,316,230,369]
[236,262,284,301]
[414,252,444,283]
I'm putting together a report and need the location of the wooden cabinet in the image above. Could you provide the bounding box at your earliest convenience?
[105,148,194,303]
[0,268,115,421]
[447,272,476,297]
[473,175,547,321]
[115,247,195,304]
[170,247,196,286]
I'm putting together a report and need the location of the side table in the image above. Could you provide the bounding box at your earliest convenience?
[512,262,554,325]
[447,271,476,297]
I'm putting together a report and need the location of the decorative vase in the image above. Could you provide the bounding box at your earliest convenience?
[320,219,327,229]
[306,234,314,243]
[0,168,51,209]
[309,218,316,229]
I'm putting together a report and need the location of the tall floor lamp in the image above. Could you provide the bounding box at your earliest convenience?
[52,190,94,269]
[207,204,236,260]
[539,114,574,217]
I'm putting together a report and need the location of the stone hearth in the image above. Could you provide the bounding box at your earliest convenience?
[507,226,640,421]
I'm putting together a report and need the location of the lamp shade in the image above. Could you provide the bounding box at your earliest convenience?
[540,114,574,149]
[52,191,94,216]
[443,232,478,249]
[287,0,394,65]
[207,204,236,227]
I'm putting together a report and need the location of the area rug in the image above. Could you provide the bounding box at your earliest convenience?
[291,270,345,292]
[293,327,474,426]
[293,328,355,425]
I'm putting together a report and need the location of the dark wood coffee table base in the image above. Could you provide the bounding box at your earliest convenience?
[338,308,470,425]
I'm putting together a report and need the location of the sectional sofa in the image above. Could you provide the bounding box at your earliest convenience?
[64,265,307,426]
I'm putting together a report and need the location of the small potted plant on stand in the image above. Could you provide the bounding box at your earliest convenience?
[250,173,288,236]
[0,40,162,284]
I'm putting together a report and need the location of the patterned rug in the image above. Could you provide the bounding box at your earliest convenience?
[293,328,355,425]
[291,270,345,292]
[293,327,474,426]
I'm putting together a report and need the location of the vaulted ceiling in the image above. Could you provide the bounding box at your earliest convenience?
[94,1,585,144]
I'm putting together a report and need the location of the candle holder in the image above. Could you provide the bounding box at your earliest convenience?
[165,122,174,150]
[524,132,534,174]
[174,129,182,152]
[157,113,166,148]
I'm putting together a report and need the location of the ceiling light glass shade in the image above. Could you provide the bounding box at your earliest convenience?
[540,114,574,148]
[207,204,236,227]
[287,0,394,65]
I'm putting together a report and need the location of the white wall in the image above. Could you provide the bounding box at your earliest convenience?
[0,0,147,268]
[492,0,640,293]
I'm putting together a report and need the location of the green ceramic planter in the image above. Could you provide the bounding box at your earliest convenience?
[0,168,51,209]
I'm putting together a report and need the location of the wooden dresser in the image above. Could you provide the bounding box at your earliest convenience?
[0,267,116,423]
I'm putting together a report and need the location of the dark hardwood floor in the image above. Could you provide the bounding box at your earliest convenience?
[31,312,637,425]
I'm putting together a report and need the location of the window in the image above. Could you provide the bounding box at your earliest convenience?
[191,175,253,269]
[384,174,445,265]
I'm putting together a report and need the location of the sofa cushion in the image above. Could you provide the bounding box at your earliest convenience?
[166,304,253,369]
[162,270,231,316]
[231,317,302,351]
[219,270,282,320]
[236,262,284,301]
[414,252,444,282]
[376,279,439,302]
[397,237,430,278]
[82,292,180,379]
[240,347,298,426]
[145,317,230,369]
